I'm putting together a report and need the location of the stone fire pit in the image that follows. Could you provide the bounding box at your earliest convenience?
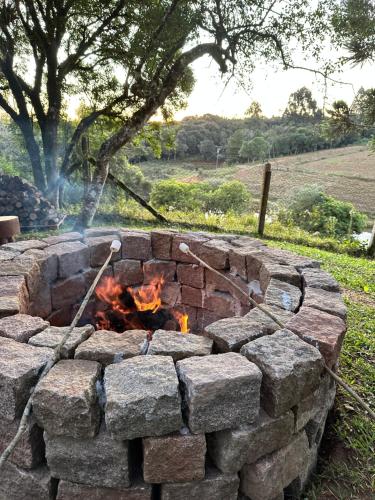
[0,228,347,500]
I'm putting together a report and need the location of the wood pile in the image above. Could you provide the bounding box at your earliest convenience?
[0,174,65,230]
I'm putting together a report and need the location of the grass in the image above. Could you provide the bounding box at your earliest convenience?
[17,214,375,499]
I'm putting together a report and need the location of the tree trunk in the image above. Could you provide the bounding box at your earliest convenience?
[42,119,60,206]
[74,155,109,231]
[17,119,47,192]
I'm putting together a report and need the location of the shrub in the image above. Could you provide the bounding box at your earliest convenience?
[206,180,251,213]
[279,185,367,237]
[150,179,250,214]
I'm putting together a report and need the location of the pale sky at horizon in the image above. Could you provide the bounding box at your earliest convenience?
[173,55,375,120]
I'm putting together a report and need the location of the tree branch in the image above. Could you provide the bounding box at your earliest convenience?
[58,0,127,79]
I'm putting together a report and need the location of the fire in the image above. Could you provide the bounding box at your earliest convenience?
[173,310,189,333]
[128,276,164,313]
[95,275,189,333]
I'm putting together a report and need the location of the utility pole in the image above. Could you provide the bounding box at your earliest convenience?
[215,146,223,173]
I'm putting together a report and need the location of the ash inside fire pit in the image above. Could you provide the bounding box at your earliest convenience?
[0,228,348,500]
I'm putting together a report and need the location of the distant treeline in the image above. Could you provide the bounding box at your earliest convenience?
[124,87,374,164]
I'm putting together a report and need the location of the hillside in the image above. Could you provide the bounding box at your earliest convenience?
[140,144,375,220]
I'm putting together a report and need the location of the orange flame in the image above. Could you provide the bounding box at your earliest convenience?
[128,276,164,313]
[173,310,189,333]
[95,275,189,333]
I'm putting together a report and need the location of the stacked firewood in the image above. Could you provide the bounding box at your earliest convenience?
[0,174,65,230]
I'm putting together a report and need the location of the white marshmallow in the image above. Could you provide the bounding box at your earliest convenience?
[179,242,190,254]
[110,240,121,252]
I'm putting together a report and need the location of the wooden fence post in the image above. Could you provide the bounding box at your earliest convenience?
[258,162,272,236]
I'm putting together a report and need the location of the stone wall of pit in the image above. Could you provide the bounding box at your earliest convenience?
[0,228,347,500]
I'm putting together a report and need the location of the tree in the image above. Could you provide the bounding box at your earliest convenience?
[199,139,216,160]
[227,129,251,161]
[245,101,263,119]
[239,136,269,162]
[0,1,333,227]
[283,87,319,121]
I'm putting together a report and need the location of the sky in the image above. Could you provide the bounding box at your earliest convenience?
[173,55,375,119]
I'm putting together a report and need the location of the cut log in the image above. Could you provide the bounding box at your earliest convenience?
[0,216,20,243]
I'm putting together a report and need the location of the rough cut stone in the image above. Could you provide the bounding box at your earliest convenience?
[0,313,49,342]
[286,306,346,368]
[177,353,262,433]
[82,265,113,289]
[0,249,18,261]
[143,432,206,483]
[0,416,44,469]
[171,234,210,264]
[229,247,249,280]
[245,250,275,281]
[0,275,29,317]
[0,462,55,500]
[207,409,294,473]
[33,359,101,438]
[161,468,240,500]
[56,479,152,500]
[46,306,72,327]
[241,329,323,417]
[113,259,143,285]
[22,248,58,282]
[177,263,204,288]
[104,356,182,439]
[196,308,227,331]
[2,239,47,253]
[204,317,267,353]
[151,229,176,259]
[45,428,130,488]
[294,373,336,432]
[244,305,294,334]
[161,282,181,306]
[45,241,89,278]
[121,231,152,260]
[42,231,82,246]
[301,267,340,292]
[205,269,250,305]
[85,235,121,266]
[29,325,94,359]
[263,247,320,271]
[264,278,302,312]
[303,287,347,319]
[51,274,86,310]
[0,256,40,292]
[84,227,121,238]
[143,259,176,283]
[148,330,212,361]
[181,285,203,308]
[75,329,148,365]
[199,239,231,269]
[203,290,238,316]
[240,431,309,500]
[0,337,53,420]
[27,279,52,319]
[259,262,301,291]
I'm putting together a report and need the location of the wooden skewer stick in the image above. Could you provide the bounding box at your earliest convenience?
[179,243,375,421]
[0,240,122,471]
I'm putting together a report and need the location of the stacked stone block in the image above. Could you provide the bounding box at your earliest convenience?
[0,228,347,499]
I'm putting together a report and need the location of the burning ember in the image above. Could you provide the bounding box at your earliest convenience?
[95,276,189,334]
